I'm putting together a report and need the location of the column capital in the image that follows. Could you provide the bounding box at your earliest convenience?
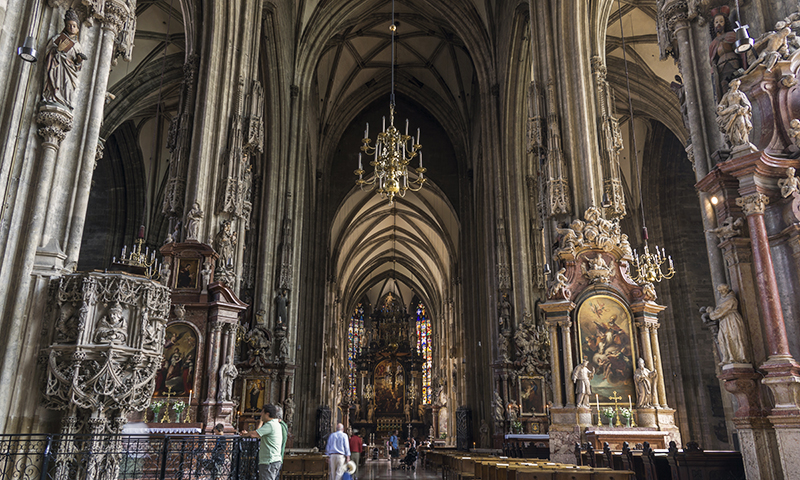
[737,193,770,216]
[36,105,73,146]
[662,1,689,33]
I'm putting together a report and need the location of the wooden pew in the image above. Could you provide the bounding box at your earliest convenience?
[666,441,745,480]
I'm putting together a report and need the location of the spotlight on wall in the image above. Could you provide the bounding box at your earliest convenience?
[17,36,37,62]
[734,23,754,53]
[711,196,719,205]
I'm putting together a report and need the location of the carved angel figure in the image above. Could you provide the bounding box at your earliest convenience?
[547,267,571,300]
[778,167,799,198]
[708,216,743,243]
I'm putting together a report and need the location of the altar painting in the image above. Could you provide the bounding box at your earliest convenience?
[519,376,545,416]
[374,360,404,414]
[576,295,635,403]
[155,324,197,396]
[244,379,265,412]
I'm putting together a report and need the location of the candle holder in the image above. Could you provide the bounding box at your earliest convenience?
[161,387,173,423]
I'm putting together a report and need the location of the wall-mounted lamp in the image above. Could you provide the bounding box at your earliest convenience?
[17,0,41,62]
[733,0,753,54]
[710,196,719,206]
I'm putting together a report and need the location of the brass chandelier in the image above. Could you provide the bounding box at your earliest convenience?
[354,0,426,205]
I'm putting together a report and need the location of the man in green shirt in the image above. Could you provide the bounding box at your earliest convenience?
[243,404,285,480]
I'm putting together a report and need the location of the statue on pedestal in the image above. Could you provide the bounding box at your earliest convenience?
[284,394,295,426]
[479,420,490,448]
[218,363,237,402]
[706,284,750,365]
[492,391,504,427]
[42,9,87,109]
[634,358,657,407]
[571,359,594,408]
[186,202,203,242]
[275,290,290,325]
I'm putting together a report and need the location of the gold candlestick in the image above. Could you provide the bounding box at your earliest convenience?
[609,391,622,427]
[595,394,602,427]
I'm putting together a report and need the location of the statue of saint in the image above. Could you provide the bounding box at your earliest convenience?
[778,167,799,198]
[215,220,237,270]
[634,358,657,407]
[744,23,792,75]
[94,303,127,345]
[492,391,504,425]
[284,394,295,425]
[716,79,753,148]
[708,7,742,99]
[42,9,87,109]
[275,290,290,325]
[479,421,490,448]
[185,202,203,242]
[571,359,594,408]
[404,402,411,423]
[708,285,750,365]
[159,261,171,287]
[218,363,238,402]
[367,402,375,422]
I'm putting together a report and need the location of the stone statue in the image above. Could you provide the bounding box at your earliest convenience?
[498,293,511,327]
[173,303,186,320]
[778,167,799,198]
[716,79,753,148]
[275,289,290,325]
[498,332,511,363]
[507,399,519,424]
[642,282,657,302]
[279,336,290,361]
[367,402,375,422]
[42,9,87,109]
[218,363,237,402]
[404,402,411,422]
[492,391,504,425]
[708,7,742,98]
[215,220,237,270]
[159,261,171,287]
[55,304,79,343]
[634,358,657,407]
[708,216,743,243]
[185,202,203,242]
[94,303,127,345]
[790,120,800,150]
[418,402,425,420]
[200,261,212,292]
[707,284,750,365]
[571,359,594,408]
[582,254,614,284]
[479,420,490,448]
[744,23,792,75]
[284,394,295,425]
[354,401,361,420]
[547,268,571,300]
[244,325,272,367]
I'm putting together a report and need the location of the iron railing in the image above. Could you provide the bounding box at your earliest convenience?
[0,434,260,480]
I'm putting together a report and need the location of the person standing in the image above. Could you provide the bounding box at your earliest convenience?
[349,429,363,472]
[389,430,400,469]
[325,423,350,480]
[242,404,284,480]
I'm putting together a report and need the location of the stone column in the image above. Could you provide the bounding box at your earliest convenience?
[561,321,575,406]
[548,323,561,406]
[65,1,137,263]
[205,323,224,405]
[737,192,800,476]
[541,300,575,408]
[649,326,668,408]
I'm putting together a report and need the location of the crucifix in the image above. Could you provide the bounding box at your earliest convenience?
[162,386,174,423]
[609,391,622,427]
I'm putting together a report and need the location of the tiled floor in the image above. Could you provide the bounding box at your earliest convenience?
[354,459,436,480]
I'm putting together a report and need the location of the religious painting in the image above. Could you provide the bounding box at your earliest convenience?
[576,294,636,404]
[174,258,199,289]
[374,360,404,414]
[244,379,265,412]
[519,376,545,416]
[154,323,197,396]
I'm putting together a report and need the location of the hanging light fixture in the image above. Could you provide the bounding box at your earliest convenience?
[355,0,426,205]
[17,0,41,62]
[615,0,675,285]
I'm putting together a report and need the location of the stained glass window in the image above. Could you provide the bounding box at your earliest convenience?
[348,304,365,398]
[416,303,433,404]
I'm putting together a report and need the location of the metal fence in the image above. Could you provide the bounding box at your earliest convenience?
[0,435,260,480]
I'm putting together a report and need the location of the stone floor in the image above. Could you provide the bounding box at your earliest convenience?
[354,459,433,480]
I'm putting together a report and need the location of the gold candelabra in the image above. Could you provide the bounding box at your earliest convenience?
[632,242,674,284]
[161,387,173,423]
[355,105,426,205]
[114,226,159,278]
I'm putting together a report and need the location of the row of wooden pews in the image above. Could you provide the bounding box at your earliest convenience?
[574,441,745,480]
[424,450,635,480]
[280,454,329,480]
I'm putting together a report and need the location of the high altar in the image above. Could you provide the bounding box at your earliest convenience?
[349,293,432,440]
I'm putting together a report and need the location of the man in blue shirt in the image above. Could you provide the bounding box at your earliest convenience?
[325,423,350,480]
[389,430,399,469]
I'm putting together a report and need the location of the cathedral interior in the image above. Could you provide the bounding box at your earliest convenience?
[1,0,800,478]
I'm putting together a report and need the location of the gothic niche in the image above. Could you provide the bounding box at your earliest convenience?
[351,293,428,436]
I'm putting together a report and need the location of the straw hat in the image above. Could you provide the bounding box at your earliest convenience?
[337,461,357,476]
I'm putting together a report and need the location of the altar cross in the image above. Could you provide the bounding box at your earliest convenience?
[609,391,622,427]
